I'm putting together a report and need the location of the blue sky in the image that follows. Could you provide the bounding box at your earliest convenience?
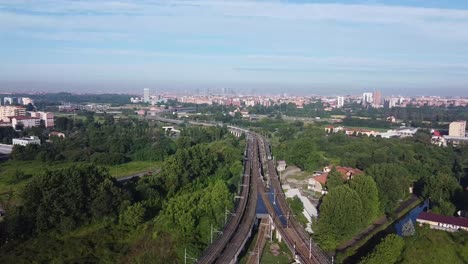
[1,0,468,95]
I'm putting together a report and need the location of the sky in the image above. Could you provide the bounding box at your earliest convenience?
[1,0,468,96]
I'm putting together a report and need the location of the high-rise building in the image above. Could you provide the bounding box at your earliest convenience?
[3,97,13,105]
[0,106,26,122]
[362,93,373,104]
[337,96,344,108]
[29,112,54,128]
[449,121,466,137]
[373,90,382,105]
[143,88,150,103]
[21,97,34,105]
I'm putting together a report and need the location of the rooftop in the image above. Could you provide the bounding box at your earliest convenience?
[313,166,363,185]
[8,116,40,120]
[417,212,468,228]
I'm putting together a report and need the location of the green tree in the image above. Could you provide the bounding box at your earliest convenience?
[349,174,380,224]
[365,164,410,213]
[315,185,364,249]
[119,203,146,228]
[422,173,461,215]
[14,165,127,235]
[326,166,344,190]
[359,234,404,264]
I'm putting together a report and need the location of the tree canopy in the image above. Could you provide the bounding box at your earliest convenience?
[349,174,380,224]
[315,185,365,249]
[359,234,405,264]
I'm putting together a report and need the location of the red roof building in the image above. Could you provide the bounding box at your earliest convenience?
[314,166,363,185]
[417,212,468,232]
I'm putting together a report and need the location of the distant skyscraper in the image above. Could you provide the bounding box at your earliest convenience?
[4,97,13,105]
[337,96,344,108]
[390,98,398,108]
[143,88,150,103]
[449,121,466,137]
[373,90,382,105]
[362,93,373,105]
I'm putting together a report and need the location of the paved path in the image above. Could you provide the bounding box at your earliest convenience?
[116,169,160,182]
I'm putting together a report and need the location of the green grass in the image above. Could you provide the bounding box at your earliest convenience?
[107,161,160,178]
[261,240,293,264]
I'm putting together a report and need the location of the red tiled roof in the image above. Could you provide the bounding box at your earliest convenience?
[313,166,363,185]
[417,212,468,228]
[9,116,40,120]
[314,173,328,185]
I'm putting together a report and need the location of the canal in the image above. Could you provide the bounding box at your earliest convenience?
[343,200,428,264]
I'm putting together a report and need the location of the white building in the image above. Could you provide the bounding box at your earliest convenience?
[378,127,419,138]
[389,97,399,108]
[362,93,373,104]
[277,160,287,172]
[449,121,466,137]
[3,97,13,105]
[143,88,150,103]
[337,96,344,108]
[11,116,40,128]
[21,97,34,105]
[13,136,41,146]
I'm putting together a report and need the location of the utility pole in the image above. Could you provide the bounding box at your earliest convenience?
[309,237,312,260]
[184,248,197,264]
[225,206,236,225]
[210,224,223,244]
[279,213,295,228]
[273,188,276,205]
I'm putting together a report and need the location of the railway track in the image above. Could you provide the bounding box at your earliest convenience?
[255,133,331,264]
[153,116,330,263]
[197,135,253,263]
[215,136,259,263]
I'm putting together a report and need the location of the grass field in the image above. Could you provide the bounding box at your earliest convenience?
[107,161,160,178]
[260,240,293,264]
[0,160,159,194]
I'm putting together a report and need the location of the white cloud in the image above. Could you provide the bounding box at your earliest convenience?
[1,0,468,92]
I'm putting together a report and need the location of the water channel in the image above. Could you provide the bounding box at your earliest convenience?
[343,200,429,263]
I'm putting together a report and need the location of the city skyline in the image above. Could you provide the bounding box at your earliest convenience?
[1,0,468,95]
